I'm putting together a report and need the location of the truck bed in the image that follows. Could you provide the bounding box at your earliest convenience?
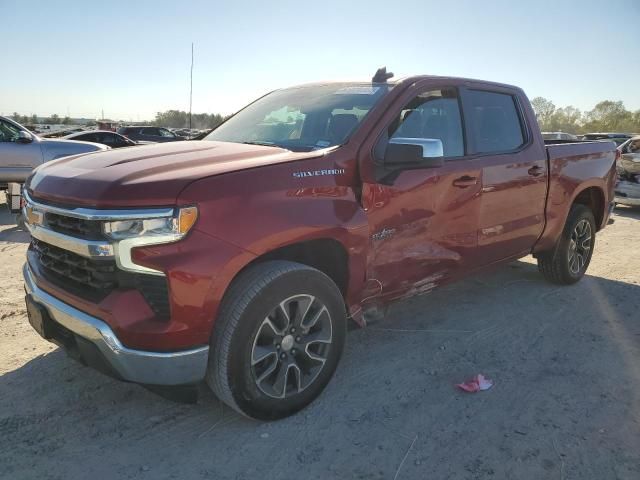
[545,139,616,162]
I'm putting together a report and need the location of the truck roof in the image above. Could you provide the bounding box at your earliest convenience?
[289,75,522,92]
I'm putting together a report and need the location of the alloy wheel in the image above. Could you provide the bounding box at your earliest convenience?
[568,219,592,275]
[250,294,333,399]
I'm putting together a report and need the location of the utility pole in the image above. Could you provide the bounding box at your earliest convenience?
[101,108,104,120]
[189,42,194,130]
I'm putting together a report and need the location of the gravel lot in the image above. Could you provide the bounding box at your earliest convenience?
[1,199,639,480]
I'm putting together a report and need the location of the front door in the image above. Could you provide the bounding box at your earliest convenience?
[361,85,481,301]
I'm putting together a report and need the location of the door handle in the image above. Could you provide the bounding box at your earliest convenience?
[452,175,478,188]
[528,165,544,177]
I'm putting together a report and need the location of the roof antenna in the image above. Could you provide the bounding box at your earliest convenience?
[372,67,394,83]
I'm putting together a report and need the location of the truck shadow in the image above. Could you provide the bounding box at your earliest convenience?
[0,227,29,244]
[1,259,639,479]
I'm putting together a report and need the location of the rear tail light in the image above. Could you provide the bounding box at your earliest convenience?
[615,148,621,161]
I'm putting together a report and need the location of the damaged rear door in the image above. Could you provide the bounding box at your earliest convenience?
[361,83,481,301]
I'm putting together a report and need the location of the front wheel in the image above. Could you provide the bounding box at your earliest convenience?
[537,204,596,285]
[206,261,346,420]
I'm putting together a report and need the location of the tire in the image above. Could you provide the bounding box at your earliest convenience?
[537,204,596,285]
[206,260,346,420]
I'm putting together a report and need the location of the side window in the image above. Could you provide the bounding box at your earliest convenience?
[388,88,464,158]
[113,134,129,146]
[466,90,525,153]
[159,128,175,138]
[79,133,96,143]
[96,133,114,145]
[0,120,21,142]
[143,128,160,136]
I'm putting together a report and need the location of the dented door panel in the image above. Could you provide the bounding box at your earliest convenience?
[362,159,482,301]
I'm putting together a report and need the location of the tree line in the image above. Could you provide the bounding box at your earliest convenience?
[9,112,74,125]
[531,98,640,134]
[10,99,640,134]
[152,110,229,130]
[7,110,229,129]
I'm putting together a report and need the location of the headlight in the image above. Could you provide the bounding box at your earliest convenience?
[103,206,198,241]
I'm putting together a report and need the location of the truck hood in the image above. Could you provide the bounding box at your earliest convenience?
[28,141,323,207]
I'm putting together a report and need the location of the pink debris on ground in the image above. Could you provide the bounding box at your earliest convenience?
[456,374,494,393]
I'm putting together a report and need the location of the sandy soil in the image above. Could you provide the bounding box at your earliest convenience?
[1,199,639,480]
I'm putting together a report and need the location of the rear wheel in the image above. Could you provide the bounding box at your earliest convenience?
[537,204,596,285]
[206,261,346,420]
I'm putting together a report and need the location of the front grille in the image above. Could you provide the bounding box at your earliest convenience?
[45,212,104,240]
[31,238,118,300]
[30,238,170,319]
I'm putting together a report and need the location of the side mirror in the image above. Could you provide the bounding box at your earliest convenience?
[16,131,33,144]
[384,137,444,168]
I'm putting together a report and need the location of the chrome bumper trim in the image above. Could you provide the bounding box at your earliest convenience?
[27,223,114,258]
[23,189,174,220]
[24,264,209,385]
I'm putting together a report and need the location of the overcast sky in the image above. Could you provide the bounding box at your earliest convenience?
[1,0,639,120]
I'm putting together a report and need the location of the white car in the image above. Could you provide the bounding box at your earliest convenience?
[0,116,108,186]
[541,132,578,141]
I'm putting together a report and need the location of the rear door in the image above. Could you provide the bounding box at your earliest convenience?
[361,84,482,300]
[460,88,547,262]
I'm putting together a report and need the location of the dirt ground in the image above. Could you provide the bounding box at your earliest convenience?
[1,199,639,480]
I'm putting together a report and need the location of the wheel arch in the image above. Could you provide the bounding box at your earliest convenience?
[242,237,351,297]
[571,185,606,230]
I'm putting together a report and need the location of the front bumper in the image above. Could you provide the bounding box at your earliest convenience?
[24,263,209,385]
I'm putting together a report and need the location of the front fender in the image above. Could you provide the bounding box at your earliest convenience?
[178,160,370,314]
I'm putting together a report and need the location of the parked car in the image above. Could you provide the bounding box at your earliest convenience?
[190,128,214,140]
[41,128,85,138]
[614,135,640,206]
[22,72,616,420]
[117,126,181,143]
[582,132,633,145]
[63,130,144,148]
[541,131,578,141]
[0,115,108,186]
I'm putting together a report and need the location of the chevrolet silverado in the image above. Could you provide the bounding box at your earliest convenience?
[22,70,616,419]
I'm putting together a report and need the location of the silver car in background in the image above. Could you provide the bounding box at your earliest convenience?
[615,136,640,207]
[0,116,108,187]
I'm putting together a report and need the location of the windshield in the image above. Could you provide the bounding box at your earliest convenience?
[204,83,393,152]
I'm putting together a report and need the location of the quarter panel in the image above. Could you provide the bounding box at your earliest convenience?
[534,142,616,252]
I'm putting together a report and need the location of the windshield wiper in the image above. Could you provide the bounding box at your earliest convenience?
[241,141,282,148]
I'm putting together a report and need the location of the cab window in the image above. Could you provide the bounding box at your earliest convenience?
[388,88,465,158]
[465,90,525,154]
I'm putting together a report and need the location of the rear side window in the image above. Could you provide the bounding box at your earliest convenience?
[466,90,525,154]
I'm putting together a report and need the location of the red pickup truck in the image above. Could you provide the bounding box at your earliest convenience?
[22,71,616,419]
